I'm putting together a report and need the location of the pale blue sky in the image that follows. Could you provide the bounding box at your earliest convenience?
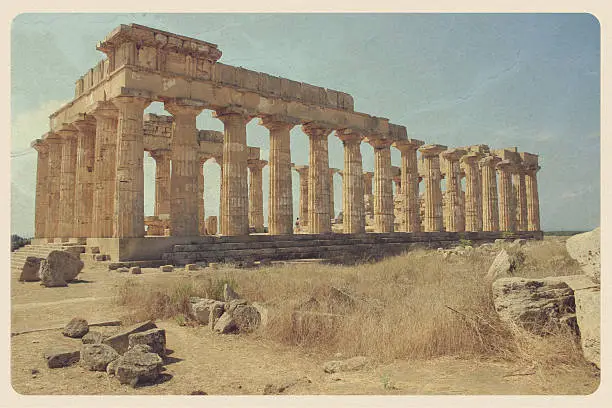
[10,13,600,236]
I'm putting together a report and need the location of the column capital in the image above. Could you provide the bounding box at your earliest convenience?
[460,151,483,166]
[259,114,300,131]
[418,143,447,157]
[149,149,171,161]
[293,165,309,177]
[164,98,207,117]
[56,123,79,139]
[363,171,374,181]
[247,158,268,171]
[367,137,394,150]
[31,138,49,154]
[110,95,151,111]
[337,170,344,178]
[336,128,363,144]
[392,138,425,152]
[302,122,333,139]
[90,101,118,120]
[329,167,339,175]
[199,155,213,165]
[524,164,541,174]
[214,105,253,123]
[479,154,502,168]
[495,159,517,172]
[440,148,467,162]
[72,114,97,134]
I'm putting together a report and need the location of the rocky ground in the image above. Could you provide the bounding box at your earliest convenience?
[10,236,601,396]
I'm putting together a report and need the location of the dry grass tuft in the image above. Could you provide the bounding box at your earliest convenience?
[113,237,590,372]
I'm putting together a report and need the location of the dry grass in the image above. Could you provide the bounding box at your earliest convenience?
[114,237,590,373]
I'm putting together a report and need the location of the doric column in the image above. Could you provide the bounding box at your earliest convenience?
[44,136,63,239]
[261,116,296,235]
[497,159,517,232]
[111,96,151,238]
[513,164,528,231]
[90,102,118,238]
[525,164,541,231]
[369,138,394,233]
[337,130,365,234]
[214,156,223,231]
[337,170,344,217]
[32,139,49,238]
[247,159,267,233]
[329,168,339,220]
[149,150,171,217]
[418,144,447,232]
[215,107,250,236]
[198,156,211,235]
[394,139,424,232]
[294,165,309,229]
[460,152,483,232]
[302,123,332,234]
[57,125,78,238]
[362,171,374,221]
[479,155,502,232]
[440,148,467,232]
[73,116,97,238]
[165,100,205,237]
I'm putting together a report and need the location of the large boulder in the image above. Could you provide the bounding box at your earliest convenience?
[38,250,85,287]
[566,228,600,283]
[486,249,525,282]
[492,277,576,335]
[38,259,67,287]
[19,257,43,282]
[113,348,163,387]
[102,320,158,354]
[231,304,261,333]
[128,328,166,357]
[190,299,224,326]
[62,317,89,338]
[81,344,120,371]
[44,347,80,368]
[574,287,600,368]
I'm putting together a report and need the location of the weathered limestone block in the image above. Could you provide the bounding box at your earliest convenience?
[46,250,85,282]
[160,265,173,272]
[190,299,224,325]
[492,277,576,335]
[574,287,600,368]
[38,260,67,287]
[82,331,105,345]
[486,249,525,282]
[44,347,80,368]
[232,304,262,332]
[81,344,120,371]
[114,348,163,387]
[223,283,241,302]
[19,256,43,282]
[323,356,367,373]
[102,320,158,354]
[128,328,166,356]
[130,267,142,274]
[213,312,237,334]
[63,317,89,338]
[566,227,600,283]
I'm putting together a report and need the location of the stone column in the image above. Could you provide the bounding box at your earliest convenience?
[294,165,309,230]
[418,144,447,232]
[261,117,296,235]
[44,136,63,239]
[57,125,78,238]
[337,170,344,218]
[111,96,151,238]
[440,148,467,232]
[394,139,424,232]
[460,152,483,232]
[165,101,205,237]
[525,165,541,231]
[479,155,502,232]
[362,171,374,221]
[32,139,49,238]
[215,107,250,236]
[303,123,332,234]
[369,138,394,233]
[198,156,211,235]
[90,102,118,238]
[337,130,365,234]
[214,156,223,233]
[247,159,267,233]
[73,116,97,238]
[149,150,171,217]
[329,168,338,220]
[497,160,517,232]
[513,164,528,231]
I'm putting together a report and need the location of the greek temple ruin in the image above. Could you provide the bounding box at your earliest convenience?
[30,24,542,264]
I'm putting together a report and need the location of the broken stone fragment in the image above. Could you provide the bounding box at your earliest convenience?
[114,348,163,387]
[19,257,43,282]
[128,328,166,357]
[44,347,80,368]
[63,317,89,338]
[102,320,158,354]
[323,356,367,373]
[81,331,105,345]
[213,312,237,334]
[81,344,120,371]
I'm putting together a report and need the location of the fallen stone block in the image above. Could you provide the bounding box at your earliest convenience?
[62,317,89,338]
[566,228,600,283]
[38,259,67,287]
[323,356,367,373]
[130,267,142,275]
[224,298,247,314]
[44,347,80,368]
[81,344,120,371]
[190,299,224,325]
[117,267,129,273]
[81,331,105,345]
[213,312,237,334]
[232,304,261,333]
[19,257,43,282]
[114,348,163,387]
[103,320,158,354]
[47,250,84,282]
[185,264,199,271]
[574,287,600,368]
[486,249,525,282]
[128,328,166,356]
[160,265,173,273]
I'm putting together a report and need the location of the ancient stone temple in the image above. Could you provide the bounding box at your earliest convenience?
[31,24,542,263]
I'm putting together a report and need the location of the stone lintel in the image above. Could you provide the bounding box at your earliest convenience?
[520,152,539,167]
[115,87,154,101]
[387,123,408,141]
[479,154,502,167]
[460,151,483,165]
[418,144,447,157]
[197,130,223,143]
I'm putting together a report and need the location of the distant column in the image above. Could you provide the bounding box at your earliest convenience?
[294,165,310,231]
[329,168,339,220]
[525,164,541,231]
[369,138,394,233]
[440,148,467,232]
[460,152,483,232]
[363,171,374,220]
[337,130,365,234]
[513,164,528,231]
[57,125,78,238]
[73,116,97,238]
[198,156,211,235]
[32,139,49,238]
[497,159,517,232]
[248,158,267,233]
[418,144,447,232]
[303,123,332,234]
[479,155,502,232]
[394,139,424,232]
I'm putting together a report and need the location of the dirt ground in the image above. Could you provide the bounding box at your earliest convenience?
[10,258,600,396]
